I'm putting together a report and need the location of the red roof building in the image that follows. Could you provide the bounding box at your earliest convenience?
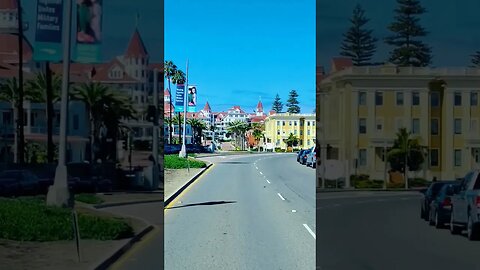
[331,57,353,73]
[125,29,148,58]
[0,0,17,9]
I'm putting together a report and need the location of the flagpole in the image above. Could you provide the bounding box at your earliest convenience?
[179,60,189,158]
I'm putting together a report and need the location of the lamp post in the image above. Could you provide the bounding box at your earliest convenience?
[384,140,388,190]
[47,0,72,207]
[179,60,189,158]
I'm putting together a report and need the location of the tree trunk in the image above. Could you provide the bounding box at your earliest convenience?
[168,80,173,143]
[17,1,25,165]
[46,61,54,163]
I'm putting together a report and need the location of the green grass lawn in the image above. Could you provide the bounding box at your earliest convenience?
[0,197,133,241]
[164,155,207,169]
[75,194,105,205]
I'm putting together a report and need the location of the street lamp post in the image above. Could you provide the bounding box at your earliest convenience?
[179,60,189,158]
[384,140,388,190]
[152,68,159,190]
[47,0,73,207]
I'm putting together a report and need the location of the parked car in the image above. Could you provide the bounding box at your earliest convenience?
[0,170,40,196]
[165,144,182,154]
[35,170,79,193]
[300,148,312,165]
[450,170,480,240]
[428,181,459,228]
[306,146,317,168]
[420,181,452,220]
[67,163,112,193]
[297,150,306,162]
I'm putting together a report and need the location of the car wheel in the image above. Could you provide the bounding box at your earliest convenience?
[428,210,435,226]
[450,211,462,235]
[435,211,443,229]
[467,215,480,241]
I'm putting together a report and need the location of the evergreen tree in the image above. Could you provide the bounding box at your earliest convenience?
[286,90,300,113]
[340,4,377,66]
[472,51,480,67]
[272,93,283,113]
[385,0,432,67]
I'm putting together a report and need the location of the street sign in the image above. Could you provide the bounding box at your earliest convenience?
[33,0,64,62]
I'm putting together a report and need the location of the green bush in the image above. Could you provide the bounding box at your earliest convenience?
[409,178,429,187]
[75,194,104,205]
[164,155,207,169]
[0,198,133,241]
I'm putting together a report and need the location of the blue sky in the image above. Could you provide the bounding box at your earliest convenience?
[165,0,316,114]
[317,0,480,71]
[22,1,163,62]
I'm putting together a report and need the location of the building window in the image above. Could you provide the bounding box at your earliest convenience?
[454,92,462,106]
[307,121,310,126]
[375,92,383,106]
[359,149,367,167]
[471,92,478,106]
[430,149,439,167]
[412,118,420,134]
[359,118,367,134]
[376,118,383,132]
[454,119,462,134]
[431,119,439,135]
[73,115,79,130]
[2,112,12,125]
[471,119,478,133]
[396,92,404,106]
[307,130,310,135]
[358,92,366,106]
[431,92,440,107]
[294,121,297,126]
[289,121,292,126]
[282,121,285,126]
[277,130,280,135]
[412,92,420,106]
[294,130,297,134]
[454,149,462,167]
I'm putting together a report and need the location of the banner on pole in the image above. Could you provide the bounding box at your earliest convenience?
[73,0,103,63]
[187,85,197,113]
[33,0,64,62]
[175,84,185,112]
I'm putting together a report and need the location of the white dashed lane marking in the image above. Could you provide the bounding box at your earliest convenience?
[303,224,316,239]
[277,193,286,201]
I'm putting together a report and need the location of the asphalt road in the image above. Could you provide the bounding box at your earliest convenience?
[317,191,480,270]
[164,153,316,270]
[102,202,164,270]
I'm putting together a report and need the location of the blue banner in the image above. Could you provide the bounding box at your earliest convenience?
[175,84,185,112]
[73,0,103,63]
[33,0,64,62]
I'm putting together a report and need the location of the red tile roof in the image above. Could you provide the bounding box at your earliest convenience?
[148,63,163,71]
[203,102,211,112]
[125,29,148,58]
[0,0,17,9]
[0,34,33,64]
[164,88,171,97]
[331,57,352,73]
[250,115,266,123]
[50,59,137,83]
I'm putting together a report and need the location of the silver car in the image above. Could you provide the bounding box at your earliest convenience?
[306,146,316,168]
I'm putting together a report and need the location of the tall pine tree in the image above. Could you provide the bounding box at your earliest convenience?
[340,4,377,66]
[272,93,283,113]
[385,0,432,67]
[286,90,300,113]
[472,51,480,67]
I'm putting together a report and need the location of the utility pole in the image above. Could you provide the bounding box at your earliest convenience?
[151,68,159,190]
[17,0,25,165]
[47,0,72,207]
[179,60,188,158]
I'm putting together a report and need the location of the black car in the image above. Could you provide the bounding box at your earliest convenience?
[67,163,112,193]
[428,182,459,228]
[297,150,306,162]
[421,181,455,221]
[0,170,40,196]
[35,170,79,194]
[300,149,311,165]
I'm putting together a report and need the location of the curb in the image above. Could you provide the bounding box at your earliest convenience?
[164,163,213,207]
[94,199,163,209]
[94,225,155,270]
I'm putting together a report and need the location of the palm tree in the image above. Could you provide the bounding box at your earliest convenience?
[227,120,248,150]
[387,128,424,188]
[0,77,36,163]
[172,113,184,144]
[26,72,62,163]
[71,82,117,162]
[284,133,300,152]
[188,118,207,145]
[164,60,177,143]
[252,129,263,151]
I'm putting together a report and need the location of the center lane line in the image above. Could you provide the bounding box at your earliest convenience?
[277,193,286,201]
[303,224,316,239]
[266,179,271,184]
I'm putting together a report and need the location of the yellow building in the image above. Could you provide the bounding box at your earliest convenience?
[318,63,480,180]
[264,113,316,150]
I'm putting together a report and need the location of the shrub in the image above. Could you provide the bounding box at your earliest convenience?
[0,198,133,241]
[75,194,104,205]
[164,155,207,169]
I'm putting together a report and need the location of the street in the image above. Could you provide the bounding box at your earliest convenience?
[164,153,316,270]
[102,202,164,270]
[317,192,480,270]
